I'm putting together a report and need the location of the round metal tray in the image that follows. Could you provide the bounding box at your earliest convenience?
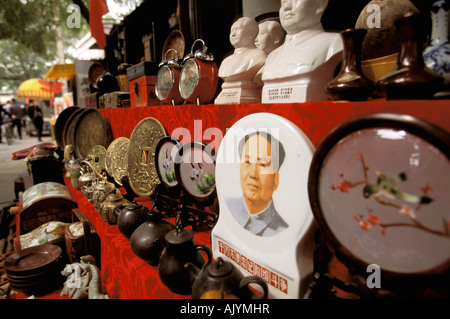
[5,244,62,276]
[63,108,85,150]
[74,108,108,159]
[54,106,80,150]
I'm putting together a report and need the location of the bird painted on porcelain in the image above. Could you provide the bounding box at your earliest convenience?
[363,172,432,204]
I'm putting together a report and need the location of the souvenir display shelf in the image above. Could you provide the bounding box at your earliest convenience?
[62,99,449,299]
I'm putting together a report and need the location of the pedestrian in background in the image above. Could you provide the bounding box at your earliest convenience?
[0,104,11,143]
[27,99,43,141]
[9,99,23,140]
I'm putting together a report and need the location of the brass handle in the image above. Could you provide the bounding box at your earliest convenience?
[134,81,140,97]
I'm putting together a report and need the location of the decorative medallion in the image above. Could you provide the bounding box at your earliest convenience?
[127,118,167,197]
[106,137,130,186]
[155,136,182,189]
[174,141,216,204]
[87,145,107,177]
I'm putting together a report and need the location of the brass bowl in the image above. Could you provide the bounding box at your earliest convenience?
[361,52,398,82]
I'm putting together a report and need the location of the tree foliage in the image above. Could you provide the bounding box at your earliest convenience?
[0,0,143,93]
[0,39,49,90]
[0,0,89,91]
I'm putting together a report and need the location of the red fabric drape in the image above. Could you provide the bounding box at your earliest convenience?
[98,100,450,150]
[64,179,209,299]
[90,0,109,49]
[13,100,449,299]
[93,100,449,298]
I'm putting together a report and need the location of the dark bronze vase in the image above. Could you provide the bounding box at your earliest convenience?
[117,202,149,239]
[158,227,211,295]
[129,210,175,265]
[377,13,444,99]
[325,28,375,101]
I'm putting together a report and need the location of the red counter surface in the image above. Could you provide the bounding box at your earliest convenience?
[66,100,448,299]
[64,177,211,299]
[98,100,450,150]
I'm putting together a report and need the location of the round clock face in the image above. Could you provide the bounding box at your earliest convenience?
[156,66,174,101]
[179,59,199,99]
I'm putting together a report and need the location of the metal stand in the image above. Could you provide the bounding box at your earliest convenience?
[308,231,369,299]
[150,184,218,232]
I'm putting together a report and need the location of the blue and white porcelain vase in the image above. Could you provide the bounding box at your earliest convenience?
[423,0,450,84]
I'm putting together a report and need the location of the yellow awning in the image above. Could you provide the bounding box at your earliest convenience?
[16,78,63,100]
[44,63,76,80]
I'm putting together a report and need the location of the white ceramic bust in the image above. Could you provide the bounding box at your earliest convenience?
[255,20,286,55]
[215,17,267,104]
[261,0,343,103]
[254,20,286,87]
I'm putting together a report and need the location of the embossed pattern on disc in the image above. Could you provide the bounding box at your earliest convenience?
[87,145,107,176]
[74,108,107,159]
[127,118,167,197]
[106,137,129,186]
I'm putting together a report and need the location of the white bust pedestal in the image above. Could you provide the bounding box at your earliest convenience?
[215,46,266,105]
[261,29,343,103]
[214,80,262,104]
[262,54,342,103]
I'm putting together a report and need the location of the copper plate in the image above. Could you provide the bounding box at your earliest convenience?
[87,144,107,175]
[63,108,85,150]
[6,261,61,282]
[4,244,62,275]
[106,137,129,186]
[127,117,167,197]
[8,271,63,293]
[54,106,80,150]
[74,108,108,159]
[162,30,185,60]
